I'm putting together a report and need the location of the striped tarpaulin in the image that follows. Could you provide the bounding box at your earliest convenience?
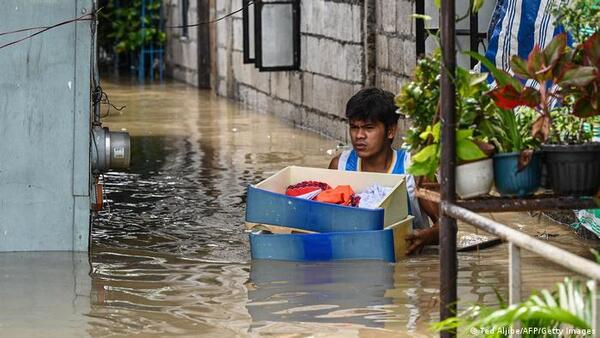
[483,0,574,88]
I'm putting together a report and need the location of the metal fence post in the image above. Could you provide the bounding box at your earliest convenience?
[592,279,599,337]
[509,243,521,305]
[439,0,458,336]
[509,243,522,337]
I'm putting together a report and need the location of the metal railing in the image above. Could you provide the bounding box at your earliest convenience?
[437,0,600,337]
[444,203,600,335]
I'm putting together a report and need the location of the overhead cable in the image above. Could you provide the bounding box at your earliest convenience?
[167,1,253,28]
[0,12,94,51]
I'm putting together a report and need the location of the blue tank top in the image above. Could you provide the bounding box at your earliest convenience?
[339,149,408,174]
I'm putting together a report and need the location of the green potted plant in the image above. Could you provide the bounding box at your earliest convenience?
[542,34,600,195]
[395,51,441,156]
[470,33,600,196]
[397,51,497,198]
[480,107,542,196]
[408,121,492,198]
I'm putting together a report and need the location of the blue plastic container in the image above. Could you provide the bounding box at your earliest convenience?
[249,227,396,262]
[246,186,385,233]
[493,152,542,197]
[245,166,409,233]
[249,217,413,263]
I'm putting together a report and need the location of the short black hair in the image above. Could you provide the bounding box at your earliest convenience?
[345,88,399,129]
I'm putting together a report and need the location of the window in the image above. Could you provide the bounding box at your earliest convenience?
[242,0,255,63]
[243,0,300,71]
[181,0,189,38]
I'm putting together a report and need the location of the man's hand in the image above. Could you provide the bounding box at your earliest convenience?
[405,225,439,255]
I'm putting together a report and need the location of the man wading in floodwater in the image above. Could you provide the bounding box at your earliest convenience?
[329,88,439,255]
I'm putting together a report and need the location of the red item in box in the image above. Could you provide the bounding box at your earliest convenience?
[286,181,332,197]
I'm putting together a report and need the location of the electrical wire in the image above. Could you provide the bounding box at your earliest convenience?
[0,26,47,37]
[100,173,112,222]
[0,1,249,51]
[93,85,126,119]
[0,12,94,51]
[166,1,253,29]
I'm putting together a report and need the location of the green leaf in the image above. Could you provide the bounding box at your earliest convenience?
[471,0,484,13]
[434,0,441,9]
[591,249,600,264]
[465,51,523,91]
[433,277,595,335]
[456,128,474,140]
[558,66,597,87]
[432,122,441,142]
[407,159,437,179]
[573,96,598,117]
[468,72,489,87]
[583,33,600,67]
[510,55,531,79]
[527,45,547,81]
[457,139,486,161]
[419,125,433,140]
[412,144,437,163]
[543,33,567,68]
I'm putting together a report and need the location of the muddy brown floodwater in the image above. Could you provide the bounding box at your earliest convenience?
[2,79,598,337]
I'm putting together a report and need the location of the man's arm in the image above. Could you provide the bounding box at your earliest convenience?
[404,170,441,255]
[328,154,340,170]
[405,222,439,255]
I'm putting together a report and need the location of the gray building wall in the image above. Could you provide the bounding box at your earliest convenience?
[166,0,416,142]
[165,0,201,85]
[375,0,416,92]
[374,0,417,146]
[0,0,92,251]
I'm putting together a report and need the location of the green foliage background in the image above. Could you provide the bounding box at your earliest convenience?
[553,0,600,44]
[98,0,166,55]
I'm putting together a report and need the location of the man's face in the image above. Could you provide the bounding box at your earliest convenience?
[349,119,394,159]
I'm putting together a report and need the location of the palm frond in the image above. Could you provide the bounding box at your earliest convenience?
[432,278,594,337]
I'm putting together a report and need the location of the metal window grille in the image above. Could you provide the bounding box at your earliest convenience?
[242,0,255,63]
[181,0,189,37]
[415,0,494,68]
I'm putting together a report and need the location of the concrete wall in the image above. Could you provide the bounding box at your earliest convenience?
[219,0,370,142]
[374,0,415,93]
[166,0,417,142]
[165,0,200,85]
[0,0,92,251]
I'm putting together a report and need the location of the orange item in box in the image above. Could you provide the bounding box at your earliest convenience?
[315,185,355,205]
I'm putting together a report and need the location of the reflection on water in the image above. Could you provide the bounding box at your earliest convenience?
[2,79,597,337]
[247,261,396,327]
[0,252,91,337]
